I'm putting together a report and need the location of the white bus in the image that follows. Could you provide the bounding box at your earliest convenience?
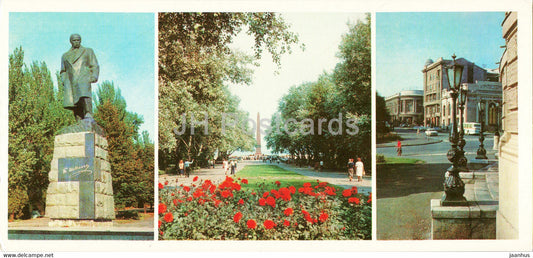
[463,122,481,135]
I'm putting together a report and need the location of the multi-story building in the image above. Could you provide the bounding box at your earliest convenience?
[441,81,502,130]
[385,90,424,126]
[422,57,493,127]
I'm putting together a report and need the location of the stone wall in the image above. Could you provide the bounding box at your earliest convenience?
[45,132,115,221]
[497,11,518,239]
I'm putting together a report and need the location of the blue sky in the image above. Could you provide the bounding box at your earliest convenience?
[376,12,505,98]
[9,12,155,141]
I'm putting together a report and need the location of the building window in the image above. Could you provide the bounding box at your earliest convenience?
[488,103,498,126]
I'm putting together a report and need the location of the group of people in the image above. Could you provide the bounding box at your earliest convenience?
[347,158,365,182]
[177,159,194,177]
[222,159,238,175]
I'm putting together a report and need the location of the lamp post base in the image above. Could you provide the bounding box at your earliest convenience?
[441,195,469,206]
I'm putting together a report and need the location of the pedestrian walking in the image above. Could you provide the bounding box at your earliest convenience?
[178,160,185,177]
[319,160,324,172]
[347,158,355,182]
[355,157,365,182]
[397,140,402,156]
[230,160,236,175]
[222,159,229,175]
[184,159,194,178]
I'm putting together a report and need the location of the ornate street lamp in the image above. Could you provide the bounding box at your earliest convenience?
[476,101,488,159]
[442,54,468,206]
[457,86,468,170]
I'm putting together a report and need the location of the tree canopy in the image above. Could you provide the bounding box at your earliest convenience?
[158,12,300,168]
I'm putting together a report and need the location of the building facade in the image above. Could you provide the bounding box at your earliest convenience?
[385,90,424,126]
[422,57,493,127]
[497,11,518,239]
[441,81,502,130]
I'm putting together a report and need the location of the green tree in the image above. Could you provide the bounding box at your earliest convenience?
[376,92,391,135]
[8,47,74,219]
[93,81,153,208]
[266,14,371,171]
[158,12,300,168]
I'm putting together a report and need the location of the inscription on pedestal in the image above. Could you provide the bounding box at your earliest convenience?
[56,133,99,219]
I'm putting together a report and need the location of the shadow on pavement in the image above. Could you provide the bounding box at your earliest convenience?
[377,163,451,199]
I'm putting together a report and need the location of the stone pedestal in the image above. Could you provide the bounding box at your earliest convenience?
[45,131,115,225]
[431,171,498,239]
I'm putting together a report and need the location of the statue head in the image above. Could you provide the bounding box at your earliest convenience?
[69,34,82,49]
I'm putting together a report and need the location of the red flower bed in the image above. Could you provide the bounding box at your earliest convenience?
[159,176,371,240]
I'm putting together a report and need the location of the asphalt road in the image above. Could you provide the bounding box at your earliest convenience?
[378,131,497,164]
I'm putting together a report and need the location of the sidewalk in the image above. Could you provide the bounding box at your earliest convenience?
[159,161,249,188]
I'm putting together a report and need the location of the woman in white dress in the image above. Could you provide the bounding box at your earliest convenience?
[355,157,364,182]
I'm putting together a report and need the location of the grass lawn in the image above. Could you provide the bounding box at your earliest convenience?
[236,165,341,191]
[378,156,425,164]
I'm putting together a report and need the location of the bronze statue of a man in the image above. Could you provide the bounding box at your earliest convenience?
[61,34,99,121]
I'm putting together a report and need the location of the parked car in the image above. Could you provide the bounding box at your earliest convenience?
[425,128,438,136]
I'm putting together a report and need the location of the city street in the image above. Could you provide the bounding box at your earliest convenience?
[377,131,498,240]
[378,131,497,164]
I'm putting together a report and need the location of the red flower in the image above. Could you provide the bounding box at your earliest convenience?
[183,186,190,192]
[233,212,243,223]
[238,199,244,205]
[164,212,173,223]
[158,203,167,214]
[283,220,290,227]
[348,197,360,204]
[303,182,311,188]
[279,188,292,201]
[247,219,257,229]
[288,186,296,194]
[158,220,161,228]
[221,190,233,198]
[266,196,276,208]
[351,186,358,194]
[164,180,169,185]
[342,189,352,197]
[193,176,199,182]
[158,183,164,190]
[193,188,205,198]
[263,192,270,198]
[275,181,281,187]
[232,183,241,191]
[263,219,276,229]
[258,198,266,206]
[284,207,294,216]
[319,212,328,223]
[171,193,175,196]
[324,187,336,196]
[173,199,178,206]
[241,179,248,184]
[368,193,372,203]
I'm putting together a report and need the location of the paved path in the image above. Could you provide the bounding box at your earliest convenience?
[160,161,372,195]
[8,214,154,231]
[159,161,248,188]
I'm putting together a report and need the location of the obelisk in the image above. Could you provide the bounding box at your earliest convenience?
[255,112,262,158]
